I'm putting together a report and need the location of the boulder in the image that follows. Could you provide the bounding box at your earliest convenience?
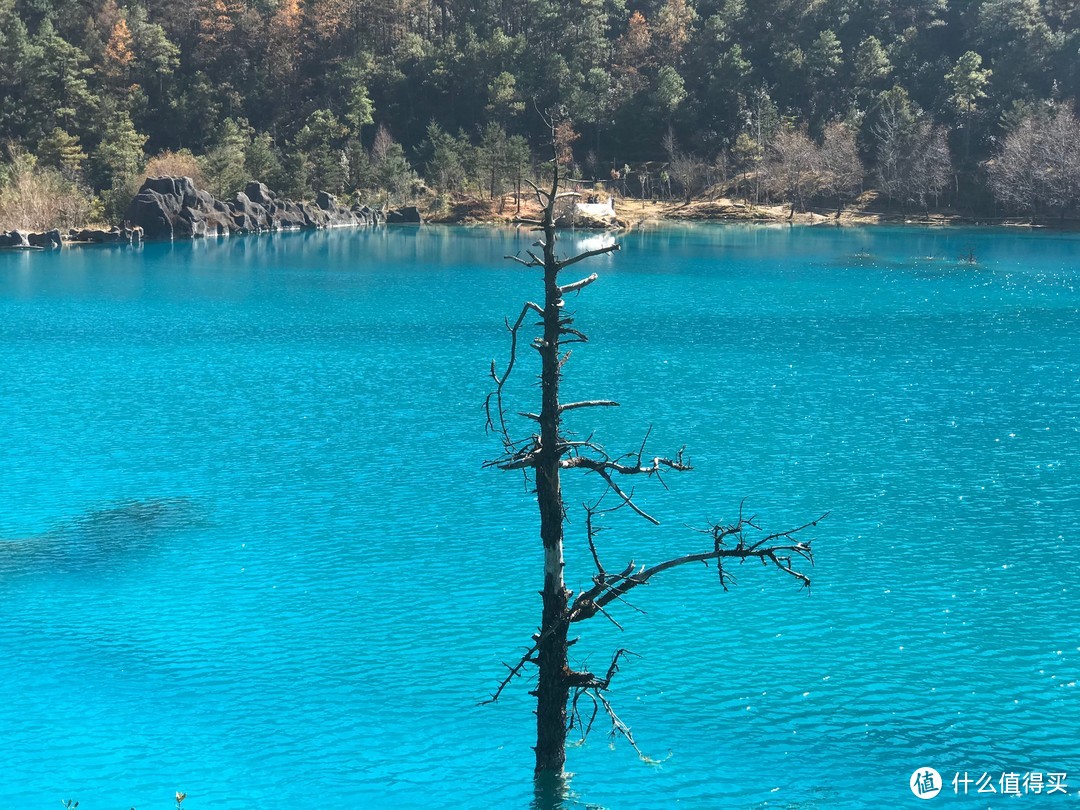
[351,205,380,226]
[300,201,330,229]
[28,229,63,249]
[265,200,308,230]
[386,206,422,224]
[70,227,142,244]
[125,187,181,240]
[0,230,32,247]
[228,192,270,232]
[315,190,366,226]
[244,182,275,206]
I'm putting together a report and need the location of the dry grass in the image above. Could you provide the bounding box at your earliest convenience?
[0,150,97,232]
[142,149,206,187]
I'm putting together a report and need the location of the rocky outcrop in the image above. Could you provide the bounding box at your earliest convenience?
[28,229,64,248]
[0,230,33,248]
[354,204,384,225]
[123,176,387,241]
[386,205,422,224]
[69,226,143,244]
[123,176,234,239]
[0,228,72,249]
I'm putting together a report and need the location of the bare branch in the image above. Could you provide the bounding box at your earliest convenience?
[558,273,599,295]
[748,514,827,552]
[584,504,606,582]
[478,637,541,706]
[524,178,549,201]
[505,253,543,268]
[568,513,826,623]
[560,400,619,414]
[589,466,657,524]
[561,452,693,477]
[565,650,662,761]
[484,301,543,454]
[559,327,589,344]
[557,243,621,272]
[635,425,653,468]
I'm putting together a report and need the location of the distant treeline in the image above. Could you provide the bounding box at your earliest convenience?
[1,0,1079,228]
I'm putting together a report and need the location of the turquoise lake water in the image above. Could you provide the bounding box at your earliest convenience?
[1,223,1078,809]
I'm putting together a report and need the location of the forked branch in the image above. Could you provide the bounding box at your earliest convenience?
[560,449,693,523]
[567,649,659,761]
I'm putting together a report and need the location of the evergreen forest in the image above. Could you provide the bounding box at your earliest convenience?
[2,0,1080,226]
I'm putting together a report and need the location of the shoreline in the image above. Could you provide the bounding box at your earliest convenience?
[4,194,1078,251]
[422,190,1080,232]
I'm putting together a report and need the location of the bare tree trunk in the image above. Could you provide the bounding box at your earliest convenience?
[482,144,822,788]
[534,199,570,774]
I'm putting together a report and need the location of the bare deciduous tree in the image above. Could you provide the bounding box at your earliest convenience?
[1038,105,1080,218]
[988,105,1080,221]
[662,129,705,203]
[482,131,825,789]
[766,127,823,218]
[909,123,951,215]
[987,116,1042,218]
[820,121,864,217]
[872,90,952,215]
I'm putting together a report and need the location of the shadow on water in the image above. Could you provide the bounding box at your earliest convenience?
[0,497,204,576]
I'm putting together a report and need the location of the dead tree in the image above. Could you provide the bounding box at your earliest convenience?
[483,156,825,781]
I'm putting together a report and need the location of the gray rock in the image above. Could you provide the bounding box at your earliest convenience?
[125,188,179,240]
[227,192,270,232]
[28,229,63,248]
[245,182,275,206]
[386,206,422,224]
[124,176,383,240]
[0,230,32,247]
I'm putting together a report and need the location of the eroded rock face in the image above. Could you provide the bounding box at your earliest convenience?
[1,226,140,250]
[244,182,274,206]
[124,176,385,240]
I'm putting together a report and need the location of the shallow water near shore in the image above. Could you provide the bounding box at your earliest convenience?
[1,223,1078,808]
